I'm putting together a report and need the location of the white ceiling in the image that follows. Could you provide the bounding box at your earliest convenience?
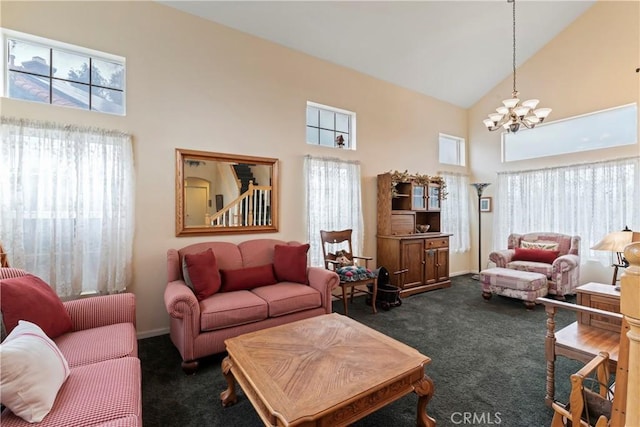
[159,1,596,108]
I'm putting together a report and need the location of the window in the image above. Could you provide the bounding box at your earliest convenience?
[0,117,135,297]
[306,102,356,149]
[439,133,466,166]
[439,172,471,253]
[494,157,640,266]
[502,103,637,162]
[304,156,364,266]
[2,29,125,115]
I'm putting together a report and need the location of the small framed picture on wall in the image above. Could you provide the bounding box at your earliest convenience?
[480,197,492,212]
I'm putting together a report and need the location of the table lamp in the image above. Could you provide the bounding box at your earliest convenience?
[590,226,634,287]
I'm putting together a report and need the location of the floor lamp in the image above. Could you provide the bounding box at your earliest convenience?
[471,183,491,280]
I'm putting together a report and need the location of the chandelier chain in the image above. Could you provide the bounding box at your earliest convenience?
[482,0,551,133]
[512,0,517,94]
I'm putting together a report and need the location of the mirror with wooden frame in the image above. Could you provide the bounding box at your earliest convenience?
[175,149,279,236]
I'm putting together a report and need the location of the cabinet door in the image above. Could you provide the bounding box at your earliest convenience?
[401,239,425,288]
[424,247,438,285]
[435,247,449,282]
[411,184,427,211]
[424,237,449,285]
[427,183,441,211]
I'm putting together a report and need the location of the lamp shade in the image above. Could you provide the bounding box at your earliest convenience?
[591,231,633,252]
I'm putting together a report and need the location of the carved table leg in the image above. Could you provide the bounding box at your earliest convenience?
[220,356,238,407]
[414,374,436,427]
[544,305,557,406]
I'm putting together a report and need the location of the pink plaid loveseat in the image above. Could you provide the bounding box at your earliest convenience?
[488,232,581,299]
[0,268,141,427]
[165,239,339,373]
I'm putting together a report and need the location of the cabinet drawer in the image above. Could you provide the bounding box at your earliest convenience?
[391,214,415,235]
[425,238,448,248]
[590,295,620,313]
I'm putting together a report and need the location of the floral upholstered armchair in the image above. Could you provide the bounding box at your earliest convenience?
[489,232,581,299]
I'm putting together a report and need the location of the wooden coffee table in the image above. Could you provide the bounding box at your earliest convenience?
[221,313,435,426]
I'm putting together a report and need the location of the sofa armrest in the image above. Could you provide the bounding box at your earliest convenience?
[307,267,340,313]
[489,249,515,268]
[552,253,579,273]
[63,293,136,332]
[164,280,200,334]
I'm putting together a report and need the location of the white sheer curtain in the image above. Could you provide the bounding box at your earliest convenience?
[439,171,471,253]
[0,117,135,297]
[304,155,364,267]
[494,157,640,265]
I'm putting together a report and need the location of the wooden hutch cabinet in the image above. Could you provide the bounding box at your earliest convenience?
[377,172,451,296]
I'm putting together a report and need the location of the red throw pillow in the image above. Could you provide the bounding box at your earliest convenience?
[183,248,222,301]
[220,264,277,292]
[273,243,309,284]
[0,274,73,338]
[512,248,560,264]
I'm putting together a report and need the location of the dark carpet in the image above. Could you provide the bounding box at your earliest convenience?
[139,274,582,427]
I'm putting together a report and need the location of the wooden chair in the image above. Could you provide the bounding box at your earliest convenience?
[320,229,377,315]
[537,298,623,406]
[0,242,9,267]
[550,317,629,427]
[551,351,613,427]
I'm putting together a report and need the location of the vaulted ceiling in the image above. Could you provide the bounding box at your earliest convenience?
[159,1,595,108]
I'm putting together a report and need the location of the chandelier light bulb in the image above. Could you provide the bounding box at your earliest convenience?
[513,106,530,118]
[489,113,503,122]
[502,98,519,109]
[483,0,551,133]
[522,99,540,109]
[534,108,552,119]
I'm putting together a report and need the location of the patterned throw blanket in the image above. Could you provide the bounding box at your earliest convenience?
[336,265,377,282]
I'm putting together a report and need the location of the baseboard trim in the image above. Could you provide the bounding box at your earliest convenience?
[137,327,169,339]
[450,270,472,277]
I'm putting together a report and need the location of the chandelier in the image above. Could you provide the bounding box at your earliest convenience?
[483,0,552,133]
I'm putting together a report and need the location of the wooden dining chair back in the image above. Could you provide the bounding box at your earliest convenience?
[0,242,9,268]
[320,229,377,315]
[320,229,356,270]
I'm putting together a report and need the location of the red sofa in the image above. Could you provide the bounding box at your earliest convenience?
[165,239,339,373]
[0,268,141,426]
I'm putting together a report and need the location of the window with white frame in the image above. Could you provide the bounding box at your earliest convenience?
[306,102,356,149]
[0,117,135,297]
[439,133,466,166]
[502,103,637,162]
[304,156,364,267]
[439,172,471,253]
[2,29,126,115]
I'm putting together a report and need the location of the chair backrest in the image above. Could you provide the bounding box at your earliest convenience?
[320,229,354,270]
[508,232,580,256]
[0,242,9,268]
[551,351,613,427]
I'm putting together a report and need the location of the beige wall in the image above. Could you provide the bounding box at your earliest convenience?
[0,1,468,336]
[3,1,637,335]
[468,0,640,276]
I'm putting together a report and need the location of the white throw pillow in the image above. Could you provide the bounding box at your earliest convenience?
[0,320,70,422]
[521,240,559,251]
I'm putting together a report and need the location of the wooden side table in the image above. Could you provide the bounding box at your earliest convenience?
[576,282,621,332]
